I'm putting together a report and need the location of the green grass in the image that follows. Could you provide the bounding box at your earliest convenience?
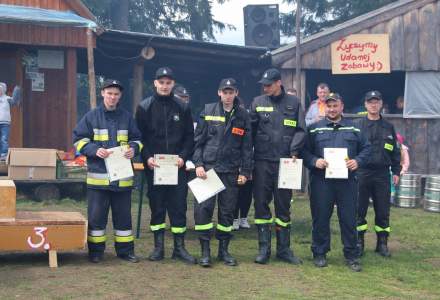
[1,194,440,300]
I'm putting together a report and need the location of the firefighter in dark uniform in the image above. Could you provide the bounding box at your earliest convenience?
[302,92,371,272]
[135,67,196,264]
[355,91,401,257]
[250,68,306,265]
[73,79,143,263]
[193,78,253,267]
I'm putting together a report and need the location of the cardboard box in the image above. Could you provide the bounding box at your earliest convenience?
[0,180,15,220]
[7,148,57,180]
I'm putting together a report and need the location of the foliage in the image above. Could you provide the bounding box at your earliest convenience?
[281,0,399,36]
[82,0,234,41]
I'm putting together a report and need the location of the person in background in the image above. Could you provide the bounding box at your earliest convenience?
[232,178,253,230]
[0,82,21,160]
[174,84,190,104]
[286,88,297,97]
[305,83,330,126]
[355,91,401,258]
[394,96,404,114]
[382,103,390,114]
[396,133,410,175]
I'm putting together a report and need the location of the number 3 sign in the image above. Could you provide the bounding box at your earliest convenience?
[27,227,51,250]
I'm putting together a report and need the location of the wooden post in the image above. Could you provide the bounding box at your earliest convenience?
[295,0,302,99]
[86,28,97,109]
[132,59,145,115]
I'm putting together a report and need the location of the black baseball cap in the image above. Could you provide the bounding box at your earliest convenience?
[365,90,383,101]
[155,67,175,80]
[101,79,123,91]
[174,84,190,97]
[218,78,238,91]
[259,68,281,85]
[325,92,342,102]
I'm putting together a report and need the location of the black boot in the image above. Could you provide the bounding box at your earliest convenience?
[313,255,327,268]
[199,239,211,267]
[172,234,197,264]
[88,253,103,263]
[346,258,362,272]
[117,252,140,263]
[357,232,365,257]
[375,235,391,257]
[275,226,302,265]
[255,225,271,264]
[218,239,237,266]
[148,230,164,261]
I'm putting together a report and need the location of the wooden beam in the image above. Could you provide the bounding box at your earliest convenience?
[387,16,405,70]
[295,0,302,99]
[49,250,58,268]
[419,3,439,70]
[132,59,145,115]
[403,10,420,71]
[86,28,97,109]
[437,1,440,68]
[66,48,77,150]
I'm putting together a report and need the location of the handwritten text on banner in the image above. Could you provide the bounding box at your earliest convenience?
[331,34,390,74]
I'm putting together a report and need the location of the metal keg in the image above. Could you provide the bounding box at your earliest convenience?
[424,175,440,213]
[395,174,421,208]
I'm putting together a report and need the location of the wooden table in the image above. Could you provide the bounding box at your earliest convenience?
[0,211,87,267]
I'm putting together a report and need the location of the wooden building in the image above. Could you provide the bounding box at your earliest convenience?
[272,0,440,174]
[0,0,96,150]
[76,29,270,119]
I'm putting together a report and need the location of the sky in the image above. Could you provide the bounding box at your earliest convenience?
[212,0,294,46]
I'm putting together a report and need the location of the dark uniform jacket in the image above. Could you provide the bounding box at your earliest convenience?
[73,104,143,191]
[135,92,194,163]
[302,117,371,178]
[250,87,306,162]
[193,98,253,178]
[354,116,401,175]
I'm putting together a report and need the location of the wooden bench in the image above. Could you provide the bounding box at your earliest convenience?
[0,211,87,267]
[0,180,87,268]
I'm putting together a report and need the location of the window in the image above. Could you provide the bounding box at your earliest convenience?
[404,72,440,118]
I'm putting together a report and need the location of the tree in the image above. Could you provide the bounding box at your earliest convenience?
[82,0,233,41]
[280,0,399,37]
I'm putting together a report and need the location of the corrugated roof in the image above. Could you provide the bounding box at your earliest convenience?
[0,4,97,29]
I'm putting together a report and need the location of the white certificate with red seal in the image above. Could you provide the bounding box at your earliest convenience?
[104,146,134,182]
[278,158,303,190]
[154,154,178,185]
[324,148,348,179]
[188,169,225,203]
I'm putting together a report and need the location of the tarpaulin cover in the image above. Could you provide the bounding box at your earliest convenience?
[0,4,97,29]
[404,72,440,118]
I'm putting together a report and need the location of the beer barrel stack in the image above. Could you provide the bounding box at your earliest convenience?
[395,174,421,208]
[423,176,440,213]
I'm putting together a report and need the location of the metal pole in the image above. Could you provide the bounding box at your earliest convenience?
[295,0,302,99]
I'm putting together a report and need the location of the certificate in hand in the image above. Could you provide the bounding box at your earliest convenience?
[278,158,303,190]
[104,146,134,182]
[324,148,348,179]
[188,169,226,203]
[154,154,178,185]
